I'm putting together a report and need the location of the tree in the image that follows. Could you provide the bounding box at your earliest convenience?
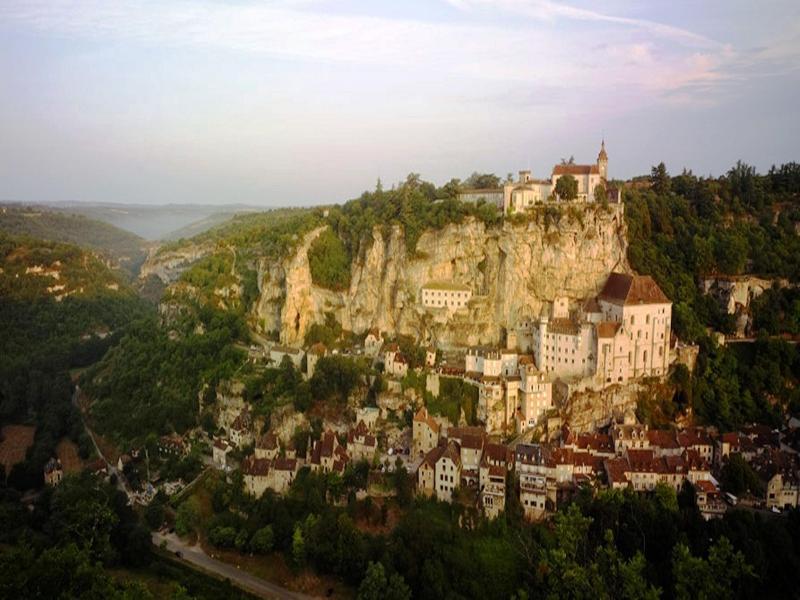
[650,162,671,194]
[464,172,501,189]
[175,497,200,537]
[555,174,578,201]
[292,524,306,568]
[672,537,753,600]
[250,525,275,554]
[357,561,412,600]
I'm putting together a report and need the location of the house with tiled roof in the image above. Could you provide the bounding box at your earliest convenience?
[307,430,349,475]
[229,409,254,448]
[384,346,409,378]
[241,456,272,497]
[255,431,279,460]
[694,479,726,519]
[413,406,441,458]
[417,444,445,498]
[434,440,462,502]
[212,438,233,469]
[347,420,377,463]
[158,433,187,457]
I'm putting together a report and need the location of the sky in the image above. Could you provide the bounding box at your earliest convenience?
[1,0,799,207]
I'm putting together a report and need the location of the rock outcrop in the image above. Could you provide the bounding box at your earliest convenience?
[256,205,629,347]
[139,243,213,285]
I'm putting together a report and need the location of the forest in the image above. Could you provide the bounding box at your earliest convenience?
[167,466,800,600]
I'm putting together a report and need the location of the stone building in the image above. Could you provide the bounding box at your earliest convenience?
[421,281,472,310]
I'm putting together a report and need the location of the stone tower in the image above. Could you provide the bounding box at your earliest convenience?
[597,139,608,180]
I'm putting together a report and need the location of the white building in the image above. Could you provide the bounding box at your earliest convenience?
[460,142,613,214]
[518,364,553,429]
[596,272,672,383]
[421,281,472,310]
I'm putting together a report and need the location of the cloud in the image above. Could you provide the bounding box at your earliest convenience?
[444,0,719,47]
[0,0,786,119]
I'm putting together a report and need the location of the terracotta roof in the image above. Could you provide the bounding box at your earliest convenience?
[548,318,580,336]
[599,273,670,305]
[604,458,629,485]
[414,407,441,433]
[552,164,599,176]
[695,480,717,494]
[488,465,506,478]
[583,297,602,313]
[242,456,271,477]
[420,445,445,469]
[273,457,297,472]
[596,321,621,338]
[460,434,485,451]
[439,440,462,467]
[647,429,679,449]
[482,443,510,465]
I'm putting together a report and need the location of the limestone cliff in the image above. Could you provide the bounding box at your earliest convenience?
[256,205,629,347]
[139,242,213,285]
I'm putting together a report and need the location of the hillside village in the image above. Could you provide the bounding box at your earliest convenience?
[60,266,797,526]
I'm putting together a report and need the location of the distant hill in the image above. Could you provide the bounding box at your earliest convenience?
[0,204,148,279]
[46,202,266,240]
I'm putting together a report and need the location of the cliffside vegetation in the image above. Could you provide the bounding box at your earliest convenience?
[0,234,151,488]
[625,161,800,342]
[624,162,800,430]
[84,306,248,444]
[308,228,351,291]
[0,205,148,278]
[327,173,501,260]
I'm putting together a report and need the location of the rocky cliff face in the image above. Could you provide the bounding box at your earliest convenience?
[256,205,629,347]
[139,243,213,285]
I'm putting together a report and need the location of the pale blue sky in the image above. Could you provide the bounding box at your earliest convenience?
[1,0,798,206]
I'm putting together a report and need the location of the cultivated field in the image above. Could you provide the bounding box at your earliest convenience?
[56,438,83,474]
[0,424,36,474]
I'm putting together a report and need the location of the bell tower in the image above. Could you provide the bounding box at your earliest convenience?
[597,139,608,180]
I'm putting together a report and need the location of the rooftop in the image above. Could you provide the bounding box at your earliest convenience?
[599,272,671,305]
[422,280,471,292]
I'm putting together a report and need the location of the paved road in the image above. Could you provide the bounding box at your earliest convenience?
[153,532,312,600]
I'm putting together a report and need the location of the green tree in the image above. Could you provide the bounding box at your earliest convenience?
[250,525,275,554]
[292,524,306,568]
[357,561,412,600]
[555,174,578,201]
[175,497,201,537]
[650,162,671,194]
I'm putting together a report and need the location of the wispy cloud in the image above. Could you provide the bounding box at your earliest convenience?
[445,0,719,47]
[0,0,725,98]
